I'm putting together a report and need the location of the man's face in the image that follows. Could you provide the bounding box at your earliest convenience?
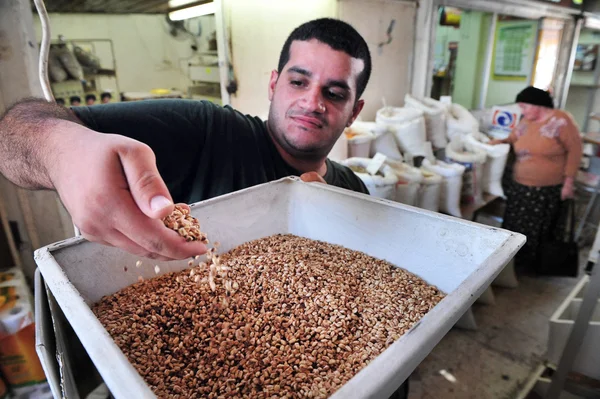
[267,39,364,161]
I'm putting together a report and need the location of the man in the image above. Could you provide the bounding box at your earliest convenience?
[69,95,81,106]
[85,94,97,106]
[100,92,112,104]
[0,18,409,397]
[0,17,369,260]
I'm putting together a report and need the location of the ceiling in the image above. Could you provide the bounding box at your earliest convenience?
[32,0,172,14]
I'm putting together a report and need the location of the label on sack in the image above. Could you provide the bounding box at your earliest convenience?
[367,153,387,175]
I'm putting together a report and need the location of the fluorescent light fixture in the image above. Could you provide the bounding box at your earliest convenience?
[169,2,215,21]
[168,0,197,8]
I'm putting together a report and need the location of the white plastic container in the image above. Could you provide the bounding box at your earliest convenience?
[417,169,442,212]
[547,276,600,380]
[404,94,448,149]
[342,157,399,200]
[376,107,426,155]
[464,132,510,197]
[34,178,525,399]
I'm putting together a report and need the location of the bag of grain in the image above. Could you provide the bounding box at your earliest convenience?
[404,94,448,149]
[445,136,487,205]
[421,159,465,217]
[417,169,443,212]
[447,103,479,141]
[343,123,374,158]
[385,159,423,206]
[342,157,399,200]
[347,121,403,161]
[375,107,426,155]
[464,132,510,197]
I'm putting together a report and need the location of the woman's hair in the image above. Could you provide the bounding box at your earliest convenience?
[516,86,554,109]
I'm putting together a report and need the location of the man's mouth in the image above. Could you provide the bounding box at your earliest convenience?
[290,115,324,129]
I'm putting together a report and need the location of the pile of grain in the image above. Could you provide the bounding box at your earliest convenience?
[93,234,444,399]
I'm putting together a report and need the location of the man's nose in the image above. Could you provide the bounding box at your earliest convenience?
[300,87,325,113]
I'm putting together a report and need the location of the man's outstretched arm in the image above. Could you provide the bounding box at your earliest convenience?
[0,98,206,260]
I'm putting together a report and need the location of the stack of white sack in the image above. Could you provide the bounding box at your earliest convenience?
[421,158,465,217]
[446,103,480,141]
[404,94,448,149]
[346,121,404,161]
[464,132,511,197]
[341,157,398,200]
[375,106,426,155]
[385,159,423,206]
[445,136,487,205]
[417,168,443,212]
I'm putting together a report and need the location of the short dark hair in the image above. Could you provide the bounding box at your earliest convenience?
[516,86,554,109]
[69,96,81,103]
[101,92,112,100]
[277,18,371,99]
[85,94,97,102]
[56,98,65,105]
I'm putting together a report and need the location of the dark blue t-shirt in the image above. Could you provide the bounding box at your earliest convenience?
[73,99,368,203]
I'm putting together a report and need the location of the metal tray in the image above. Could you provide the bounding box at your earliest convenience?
[34,177,525,398]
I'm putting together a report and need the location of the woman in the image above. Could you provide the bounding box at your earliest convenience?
[490,87,582,268]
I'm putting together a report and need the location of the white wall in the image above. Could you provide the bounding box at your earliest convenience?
[224,0,337,118]
[338,0,416,120]
[32,13,216,94]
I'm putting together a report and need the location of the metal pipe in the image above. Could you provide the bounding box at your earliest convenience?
[32,0,54,102]
[478,13,498,110]
[559,17,583,110]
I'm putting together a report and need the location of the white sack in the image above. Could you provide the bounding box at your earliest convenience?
[404,94,448,149]
[421,159,465,217]
[376,107,426,155]
[447,103,479,141]
[464,132,510,197]
[342,157,398,200]
[445,136,487,205]
[386,159,423,206]
[348,121,403,161]
[417,169,443,212]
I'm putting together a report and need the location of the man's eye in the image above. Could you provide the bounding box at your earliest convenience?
[326,90,344,100]
[290,80,303,87]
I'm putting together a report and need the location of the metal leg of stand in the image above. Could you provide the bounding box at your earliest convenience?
[545,264,600,399]
[575,180,600,241]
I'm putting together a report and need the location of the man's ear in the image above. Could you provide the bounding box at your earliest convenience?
[346,99,365,127]
[268,70,279,101]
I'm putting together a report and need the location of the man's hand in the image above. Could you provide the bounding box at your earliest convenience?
[561,177,575,200]
[300,172,327,184]
[488,139,504,145]
[48,123,207,260]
